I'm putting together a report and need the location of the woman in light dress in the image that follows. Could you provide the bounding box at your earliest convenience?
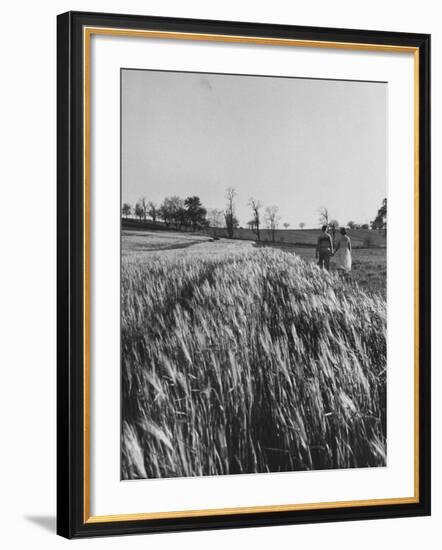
[333,227,352,277]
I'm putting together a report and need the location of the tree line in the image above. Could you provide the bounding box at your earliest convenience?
[123,195,208,231]
[122,190,387,239]
[122,187,285,241]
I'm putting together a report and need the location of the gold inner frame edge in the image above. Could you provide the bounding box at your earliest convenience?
[82,26,420,524]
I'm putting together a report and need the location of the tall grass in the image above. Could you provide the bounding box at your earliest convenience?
[121,248,386,479]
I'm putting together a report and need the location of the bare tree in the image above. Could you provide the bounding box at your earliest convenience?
[318,206,329,227]
[265,205,281,242]
[208,208,224,237]
[122,203,131,218]
[225,187,237,239]
[249,197,263,242]
[299,222,305,229]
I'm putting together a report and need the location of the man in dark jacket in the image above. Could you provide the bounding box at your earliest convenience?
[315,225,333,270]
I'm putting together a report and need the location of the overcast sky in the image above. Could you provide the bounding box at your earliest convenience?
[121,69,387,228]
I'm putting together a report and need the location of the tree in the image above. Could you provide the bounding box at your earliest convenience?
[184,196,207,231]
[318,207,329,227]
[283,222,291,229]
[122,203,131,218]
[170,197,185,229]
[249,197,263,242]
[158,202,170,227]
[134,201,144,221]
[159,196,184,229]
[207,208,224,237]
[347,220,356,230]
[175,206,188,230]
[298,222,305,229]
[224,187,237,239]
[148,202,157,224]
[371,198,387,230]
[138,197,148,221]
[265,205,281,242]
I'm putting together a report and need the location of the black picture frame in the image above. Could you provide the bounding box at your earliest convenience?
[57,10,431,539]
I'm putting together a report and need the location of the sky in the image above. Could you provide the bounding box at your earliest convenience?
[121,69,387,229]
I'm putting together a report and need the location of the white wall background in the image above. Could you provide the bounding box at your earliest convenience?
[0,0,439,548]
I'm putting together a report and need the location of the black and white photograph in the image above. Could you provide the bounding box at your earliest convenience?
[120,68,388,480]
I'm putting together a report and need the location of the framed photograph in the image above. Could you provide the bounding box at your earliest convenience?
[57,11,431,538]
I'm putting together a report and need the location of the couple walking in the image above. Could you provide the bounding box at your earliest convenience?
[315,225,352,275]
